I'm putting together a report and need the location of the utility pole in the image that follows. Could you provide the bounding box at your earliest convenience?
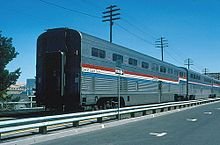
[102,5,120,43]
[184,58,193,69]
[202,68,209,75]
[155,37,168,61]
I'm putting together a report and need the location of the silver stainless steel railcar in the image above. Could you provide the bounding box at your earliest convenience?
[36,28,220,111]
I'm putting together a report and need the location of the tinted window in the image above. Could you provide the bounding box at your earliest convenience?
[113,53,123,63]
[142,62,149,69]
[160,66,167,73]
[129,58,137,66]
[92,47,98,57]
[168,68,173,74]
[174,70,178,76]
[151,63,159,71]
[179,72,184,77]
[190,73,200,80]
[92,47,106,59]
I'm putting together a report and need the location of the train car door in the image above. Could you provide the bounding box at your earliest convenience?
[44,51,65,110]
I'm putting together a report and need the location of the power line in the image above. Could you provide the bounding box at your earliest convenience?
[122,13,161,39]
[168,47,186,60]
[39,0,154,47]
[39,0,205,71]
[39,0,100,19]
[81,0,103,10]
[164,49,183,65]
[80,1,159,42]
[168,46,205,72]
[121,19,158,40]
[115,23,154,46]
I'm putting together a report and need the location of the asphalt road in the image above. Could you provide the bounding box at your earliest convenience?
[35,102,220,145]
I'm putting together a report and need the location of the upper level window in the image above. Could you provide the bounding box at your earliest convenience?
[160,66,167,73]
[92,47,106,59]
[204,78,212,83]
[112,53,123,63]
[168,68,173,74]
[151,63,159,71]
[142,62,149,69]
[174,70,178,76]
[190,73,200,80]
[129,58,137,66]
[179,72,184,77]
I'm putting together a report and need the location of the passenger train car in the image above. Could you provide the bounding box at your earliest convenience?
[36,28,220,111]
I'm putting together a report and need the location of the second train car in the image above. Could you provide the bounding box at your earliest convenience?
[36,28,220,111]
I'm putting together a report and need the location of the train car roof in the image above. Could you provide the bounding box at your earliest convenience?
[79,29,183,70]
[43,28,220,83]
[43,28,184,70]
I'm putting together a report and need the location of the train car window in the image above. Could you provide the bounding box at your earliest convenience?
[160,66,167,73]
[190,73,201,80]
[142,62,149,69]
[99,50,106,58]
[174,70,178,76]
[128,58,137,66]
[112,53,123,63]
[151,63,159,71]
[179,72,184,77]
[168,68,173,74]
[92,47,98,57]
[92,47,106,59]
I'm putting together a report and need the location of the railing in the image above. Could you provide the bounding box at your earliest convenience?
[0,98,219,140]
[0,95,36,111]
[0,100,42,116]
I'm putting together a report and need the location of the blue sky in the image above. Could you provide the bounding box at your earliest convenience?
[1,0,220,82]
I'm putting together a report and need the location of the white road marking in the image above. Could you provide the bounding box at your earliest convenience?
[204,111,212,115]
[216,108,220,110]
[186,118,197,122]
[149,132,167,137]
[101,124,105,128]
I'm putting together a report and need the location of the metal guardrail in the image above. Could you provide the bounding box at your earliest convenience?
[0,98,219,140]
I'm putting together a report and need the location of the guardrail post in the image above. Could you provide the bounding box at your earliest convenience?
[143,110,147,116]
[131,112,135,118]
[168,107,171,111]
[39,126,47,134]
[97,117,103,123]
[73,121,79,127]
[152,109,156,114]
